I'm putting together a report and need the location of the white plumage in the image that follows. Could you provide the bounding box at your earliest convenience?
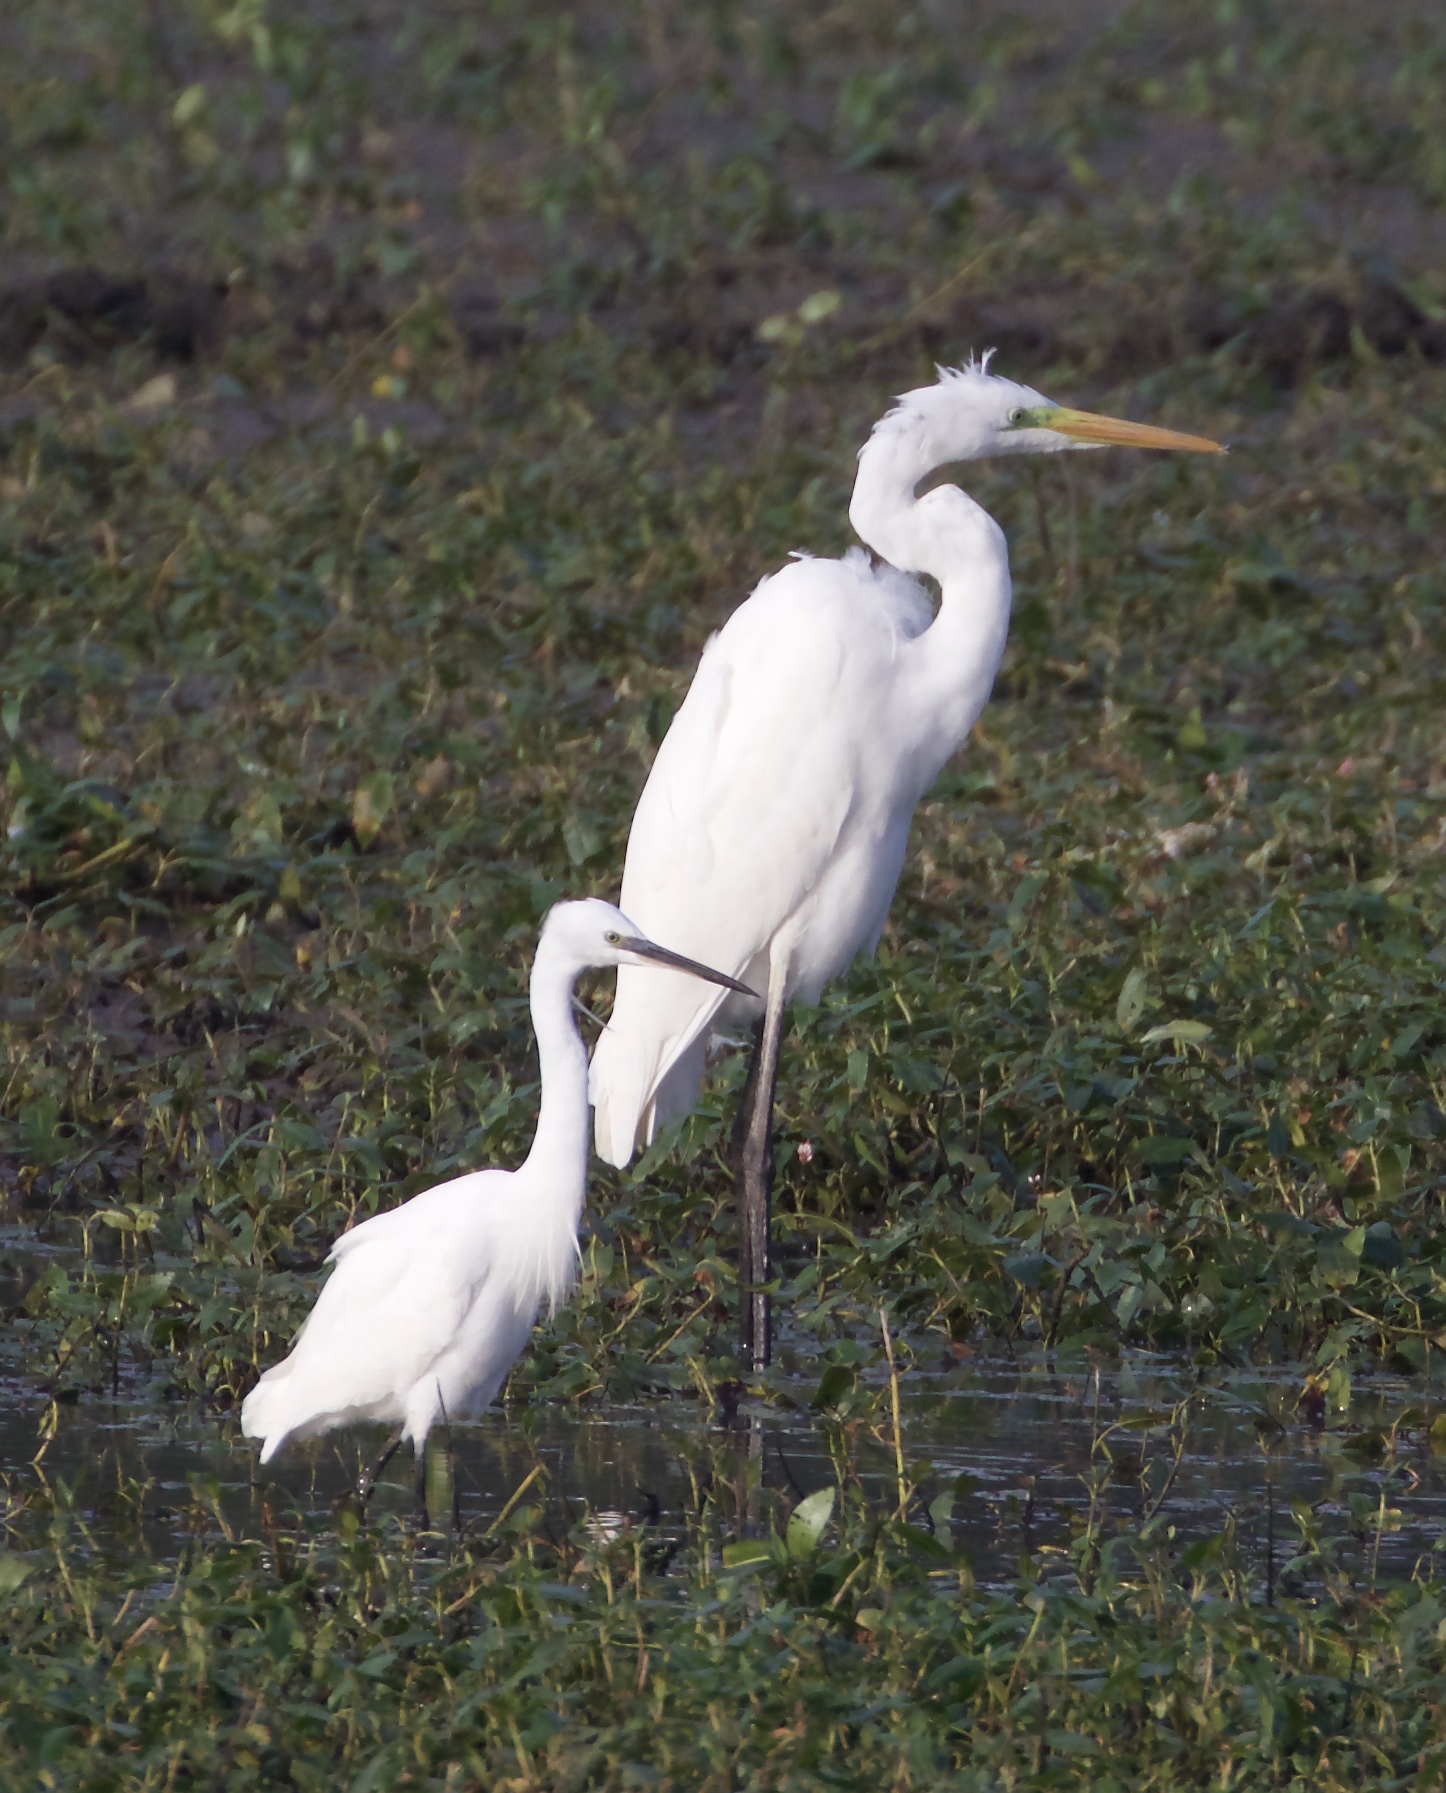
[588,361,1223,1364]
[241,899,750,1473]
[590,545,966,1162]
[241,1163,548,1464]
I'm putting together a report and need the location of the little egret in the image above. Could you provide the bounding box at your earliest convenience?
[242,898,751,1513]
[589,359,1224,1368]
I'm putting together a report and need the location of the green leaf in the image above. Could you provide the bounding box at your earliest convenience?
[562,811,604,867]
[786,1487,836,1559]
[1140,1018,1212,1045]
[756,313,794,344]
[1003,1252,1051,1289]
[172,82,207,126]
[1134,1135,1196,1167]
[1361,1223,1405,1271]
[351,772,394,847]
[1228,559,1309,595]
[1115,966,1149,1032]
[1046,1730,1103,1757]
[644,692,676,745]
[797,289,842,325]
[1116,1280,1143,1330]
[1218,1301,1270,1348]
[0,1552,31,1595]
[19,1098,65,1169]
[895,1522,952,1561]
[721,1537,775,1569]
[812,1364,856,1410]
[923,1653,983,1694]
[1176,705,1207,750]
[1008,870,1049,933]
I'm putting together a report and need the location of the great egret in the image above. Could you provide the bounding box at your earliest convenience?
[241,898,751,1514]
[589,359,1224,1368]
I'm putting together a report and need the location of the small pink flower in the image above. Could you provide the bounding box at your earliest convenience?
[1336,758,1355,777]
[797,1140,815,1164]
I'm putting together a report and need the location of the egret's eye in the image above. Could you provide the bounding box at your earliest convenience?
[604,930,622,945]
[1008,407,1026,425]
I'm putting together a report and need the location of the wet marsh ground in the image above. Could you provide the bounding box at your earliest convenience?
[4,0,1446,1785]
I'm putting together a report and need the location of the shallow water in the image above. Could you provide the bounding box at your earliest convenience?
[5,1352,1442,1587]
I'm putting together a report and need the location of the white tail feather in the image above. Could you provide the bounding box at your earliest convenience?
[589,1023,653,1166]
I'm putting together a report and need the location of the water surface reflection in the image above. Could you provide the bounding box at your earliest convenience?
[5,1356,1442,1587]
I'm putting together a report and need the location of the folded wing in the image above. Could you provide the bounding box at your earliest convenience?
[591,553,929,1164]
[240,1173,504,1459]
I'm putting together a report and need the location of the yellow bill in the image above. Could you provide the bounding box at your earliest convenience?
[1015,405,1226,454]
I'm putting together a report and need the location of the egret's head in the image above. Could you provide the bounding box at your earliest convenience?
[539,898,755,992]
[864,355,1226,470]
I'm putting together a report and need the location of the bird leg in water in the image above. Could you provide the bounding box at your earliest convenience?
[731,975,787,1371]
[357,1430,403,1507]
[437,1383,463,1532]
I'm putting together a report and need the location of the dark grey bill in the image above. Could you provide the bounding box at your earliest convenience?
[620,936,756,998]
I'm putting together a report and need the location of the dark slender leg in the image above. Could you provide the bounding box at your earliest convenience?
[414,1443,431,1530]
[438,1387,462,1533]
[358,1430,403,1507]
[730,1017,767,1334]
[730,972,786,1372]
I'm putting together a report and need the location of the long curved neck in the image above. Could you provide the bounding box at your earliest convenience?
[518,943,589,1223]
[849,433,1013,757]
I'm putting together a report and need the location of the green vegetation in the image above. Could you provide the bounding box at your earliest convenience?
[3,0,1446,1785]
[4,1400,1445,1790]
